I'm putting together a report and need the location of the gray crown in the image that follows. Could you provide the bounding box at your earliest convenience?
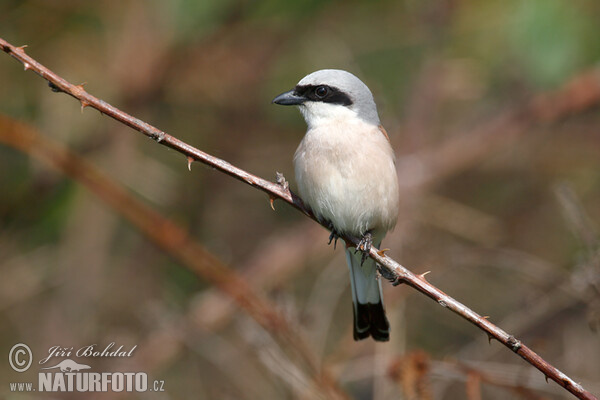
[298,69,381,126]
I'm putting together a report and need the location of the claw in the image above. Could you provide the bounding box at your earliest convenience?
[48,81,64,93]
[355,232,373,265]
[377,264,403,286]
[275,172,289,191]
[328,230,339,250]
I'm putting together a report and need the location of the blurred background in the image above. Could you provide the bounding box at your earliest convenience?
[1,1,599,399]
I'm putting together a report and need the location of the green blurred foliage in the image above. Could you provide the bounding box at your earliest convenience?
[509,0,598,86]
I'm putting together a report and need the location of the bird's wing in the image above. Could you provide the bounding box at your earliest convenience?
[378,125,390,142]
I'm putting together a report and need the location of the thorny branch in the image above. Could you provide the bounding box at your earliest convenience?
[0,41,345,400]
[0,116,346,400]
[1,37,598,400]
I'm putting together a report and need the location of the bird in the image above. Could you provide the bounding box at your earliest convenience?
[272,69,399,341]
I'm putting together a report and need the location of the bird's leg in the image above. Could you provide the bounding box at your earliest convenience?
[355,231,373,265]
[326,221,340,250]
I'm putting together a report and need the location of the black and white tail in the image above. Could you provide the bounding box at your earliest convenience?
[345,247,390,341]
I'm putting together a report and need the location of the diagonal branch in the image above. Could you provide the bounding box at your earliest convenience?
[0,115,346,400]
[1,36,597,400]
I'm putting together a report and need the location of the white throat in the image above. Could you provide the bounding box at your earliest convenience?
[299,102,361,130]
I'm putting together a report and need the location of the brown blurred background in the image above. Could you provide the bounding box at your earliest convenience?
[1,1,599,399]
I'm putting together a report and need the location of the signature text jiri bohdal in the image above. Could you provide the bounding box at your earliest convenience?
[39,343,137,365]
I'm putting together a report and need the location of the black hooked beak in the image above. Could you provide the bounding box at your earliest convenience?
[272,90,306,106]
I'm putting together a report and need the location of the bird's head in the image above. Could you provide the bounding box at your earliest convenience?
[272,69,380,128]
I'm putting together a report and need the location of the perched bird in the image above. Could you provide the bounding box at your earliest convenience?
[273,69,399,341]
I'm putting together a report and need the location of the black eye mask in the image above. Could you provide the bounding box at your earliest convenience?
[293,84,353,106]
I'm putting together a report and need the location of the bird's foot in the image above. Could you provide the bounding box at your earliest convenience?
[355,231,373,265]
[377,264,403,286]
[326,222,340,250]
[275,172,289,191]
[270,172,290,210]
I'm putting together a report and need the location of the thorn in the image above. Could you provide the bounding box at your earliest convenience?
[74,83,87,95]
[487,335,493,344]
[23,62,31,71]
[80,100,90,113]
[418,271,431,281]
[482,315,490,319]
[269,195,276,211]
[544,375,549,384]
[187,156,194,171]
[376,248,390,256]
[16,45,28,52]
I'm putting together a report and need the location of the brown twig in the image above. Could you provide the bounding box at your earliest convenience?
[0,36,597,400]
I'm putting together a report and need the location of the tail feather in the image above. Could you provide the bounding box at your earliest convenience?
[346,247,390,342]
[354,303,389,341]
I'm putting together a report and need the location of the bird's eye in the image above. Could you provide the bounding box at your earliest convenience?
[315,86,329,98]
